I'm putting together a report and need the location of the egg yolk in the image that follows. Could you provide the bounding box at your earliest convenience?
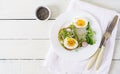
[67,38,76,47]
[77,19,85,27]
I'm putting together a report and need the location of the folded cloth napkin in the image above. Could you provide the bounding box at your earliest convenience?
[44,0,120,74]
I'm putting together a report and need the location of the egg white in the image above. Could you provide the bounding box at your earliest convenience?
[73,18,88,28]
[64,38,78,49]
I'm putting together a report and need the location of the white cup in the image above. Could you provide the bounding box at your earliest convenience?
[36,5,51,21]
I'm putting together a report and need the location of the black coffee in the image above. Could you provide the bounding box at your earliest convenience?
[36,7,49,20]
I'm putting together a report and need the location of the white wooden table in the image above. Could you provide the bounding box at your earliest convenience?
[0,0,120,74]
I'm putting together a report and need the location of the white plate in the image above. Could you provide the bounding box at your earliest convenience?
[50,10,102,61]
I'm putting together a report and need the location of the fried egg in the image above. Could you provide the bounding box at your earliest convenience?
[64,37,78,50]
[73,18,88,28]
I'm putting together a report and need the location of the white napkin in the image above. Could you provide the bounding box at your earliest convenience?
[44,0,120,74]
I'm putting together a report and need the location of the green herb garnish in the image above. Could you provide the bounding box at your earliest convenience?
[86,22,96,45]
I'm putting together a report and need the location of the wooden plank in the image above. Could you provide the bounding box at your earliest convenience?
[0,20,54,39]
[0,60,52,74]
[0,20,119,39]
[0,39,119,59]
[0,0,69,19]
[110,61,120,74]
[83,0,120,12]
[0,40,50,59]
[0,0,120,19]
[0,60,118,74]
